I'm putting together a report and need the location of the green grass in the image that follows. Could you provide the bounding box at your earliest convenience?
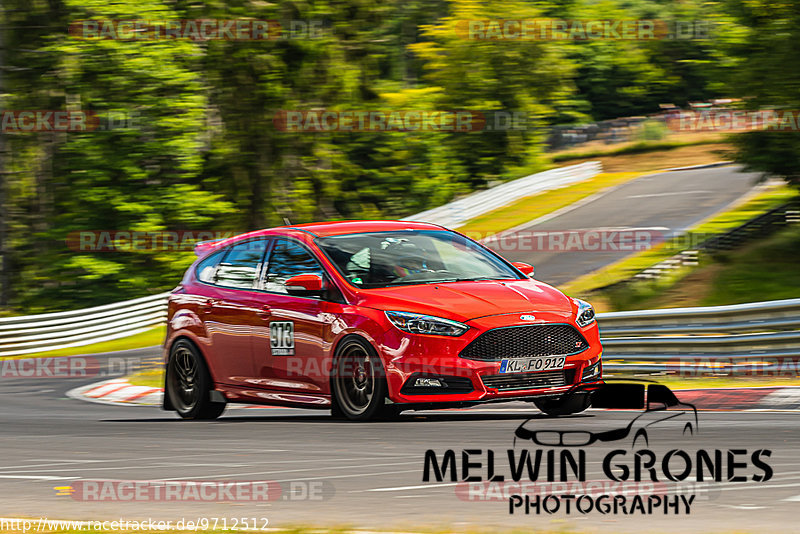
[0,325,165,360]
[458,171,645,237]
[127,366,165,388]
[600,224,800,311]
[691,226,800,306]
[562,183,798,301]
[551,136,725,163]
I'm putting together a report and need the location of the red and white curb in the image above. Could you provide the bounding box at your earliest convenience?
[67,378,163,406]
[676,386,800,411]
[66,379,279,410]
[68,377,800,411]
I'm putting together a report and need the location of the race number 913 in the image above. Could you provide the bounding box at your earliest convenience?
[270,321,295,356]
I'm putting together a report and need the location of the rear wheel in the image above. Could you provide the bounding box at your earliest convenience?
[166,340,226,420]
[331,337,393,421]
[534,392,590,416]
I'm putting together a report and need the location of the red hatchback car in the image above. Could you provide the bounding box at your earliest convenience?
[163,220,603,421]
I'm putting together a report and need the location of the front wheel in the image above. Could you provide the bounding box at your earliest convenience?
[166,340,226,420]
[534,392,590,416]
[331,337,392,421]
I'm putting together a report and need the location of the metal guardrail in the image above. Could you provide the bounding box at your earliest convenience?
[404,161,602,228]
[598,298,800,373]
[0,292,170,357]
[1,287,796,375]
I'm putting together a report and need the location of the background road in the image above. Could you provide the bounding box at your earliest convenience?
[0,165,787,533]
[488,165,762,285]
[1,349,799,533]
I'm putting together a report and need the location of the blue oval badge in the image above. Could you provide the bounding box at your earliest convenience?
[519,314,536,321]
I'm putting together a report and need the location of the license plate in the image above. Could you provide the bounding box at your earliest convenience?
[499,356,566,373]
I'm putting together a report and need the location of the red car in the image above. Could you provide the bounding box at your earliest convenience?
[163,220,603,421]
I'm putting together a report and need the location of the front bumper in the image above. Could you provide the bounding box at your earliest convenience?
[379,312,603,405]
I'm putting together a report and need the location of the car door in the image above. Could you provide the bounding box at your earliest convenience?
[199,237,270,388]
[251,238,339,396]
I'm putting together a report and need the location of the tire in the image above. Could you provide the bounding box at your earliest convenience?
[331,337,392,421]
[534,392,590,416]
[166,339,226,420]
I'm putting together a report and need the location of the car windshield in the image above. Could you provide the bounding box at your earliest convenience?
[316,230,522,288]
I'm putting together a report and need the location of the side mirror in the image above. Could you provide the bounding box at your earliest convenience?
[591,383,646,410]
[285,274,324,297]
[512,262,535,277]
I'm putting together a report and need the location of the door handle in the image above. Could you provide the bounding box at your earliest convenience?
[200,298,217,313]
[257,305,272,318]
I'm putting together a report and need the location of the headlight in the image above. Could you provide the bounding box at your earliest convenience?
[574,299,596,327]
[385,311,469,337]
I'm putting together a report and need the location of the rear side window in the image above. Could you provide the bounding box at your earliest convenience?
[196,249,227,283]
[215,239,269,289]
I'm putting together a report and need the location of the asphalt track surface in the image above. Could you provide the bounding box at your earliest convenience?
[488,164,762,286]
[0,165,790,533]
[2,349,800,533]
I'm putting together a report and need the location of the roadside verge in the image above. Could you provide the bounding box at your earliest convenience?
[67,378,162,406]
[67,377,800,411]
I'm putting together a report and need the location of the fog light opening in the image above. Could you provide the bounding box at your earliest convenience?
[582,361,601,380]
[414,377,444,388]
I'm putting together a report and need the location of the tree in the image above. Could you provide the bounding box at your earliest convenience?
[9,0,234,310]
[410,0,578,188]
[724,0,800,186]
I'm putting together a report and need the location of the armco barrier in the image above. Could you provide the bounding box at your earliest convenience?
[0,292,170,357]
[598,298,800,373]
[2,291,797,374]
[403,161,602,228]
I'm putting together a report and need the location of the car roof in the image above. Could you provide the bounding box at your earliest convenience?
[283,220,444,237]
[194,220,446,256]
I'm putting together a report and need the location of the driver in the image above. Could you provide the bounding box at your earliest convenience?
[393,251,429,278]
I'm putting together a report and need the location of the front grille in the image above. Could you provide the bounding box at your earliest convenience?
[482,369,574,391]
[460,324,589,361]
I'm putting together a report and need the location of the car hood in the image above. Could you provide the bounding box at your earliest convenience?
[355,279,575,322]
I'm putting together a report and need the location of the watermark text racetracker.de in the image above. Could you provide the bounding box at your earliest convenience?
[668,356,800,377]
[273,109,528,132]
[0,356,141,380]
[53,479,334,502]
[67,228,672,253]
[2,110,140,133]
[66,230,238,252]
[667,109,800,132]
[455,19,713,40]
[0,517,270,532]
[68,19,324,41]
[476,228,665,253]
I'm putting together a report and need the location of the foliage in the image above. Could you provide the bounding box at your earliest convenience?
[723,0,800,186]
[0,0,790,312]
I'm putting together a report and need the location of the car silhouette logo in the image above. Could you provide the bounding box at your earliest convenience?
[520,314,536,321]
[514,382,698,449]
